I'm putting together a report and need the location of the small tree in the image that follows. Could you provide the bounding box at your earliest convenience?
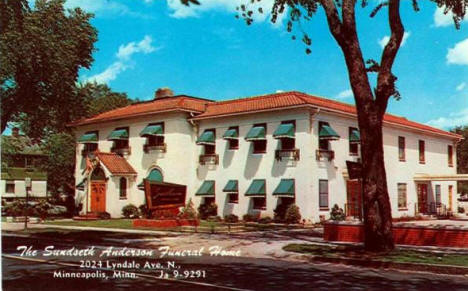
[179,198,198,219]
[285,204,301,224]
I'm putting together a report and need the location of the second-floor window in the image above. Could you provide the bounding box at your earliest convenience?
[448,145,454,167]
[142,122,165,146]
[224,126,239,150]
[419,140,425,164]
[273,120,296,150]
[109,127,129,154]
[349,127,360,156]
[197,128,216,154]
[398,136,405,161]
[245,123,267,154]
[318,121,340,150]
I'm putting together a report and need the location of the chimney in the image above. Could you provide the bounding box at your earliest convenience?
[12,127,20,137]
[155,87,174,99]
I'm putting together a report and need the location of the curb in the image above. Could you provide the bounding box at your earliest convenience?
[308,255,468,275]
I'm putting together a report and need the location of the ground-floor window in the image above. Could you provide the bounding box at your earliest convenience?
[435,185,441,205]
[5,181,15,194]
[119,177,127,199]
[397,183,407,209]
[203,197,215,205]
[319,180,329,209]
[252,197,266,210]
[228,193,238,204]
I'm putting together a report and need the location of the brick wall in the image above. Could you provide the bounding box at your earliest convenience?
[324,222,468,248]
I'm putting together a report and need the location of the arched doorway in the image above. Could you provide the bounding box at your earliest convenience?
[90,166,106,213]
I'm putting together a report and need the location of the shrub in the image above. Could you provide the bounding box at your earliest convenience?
[242,214,257,222]
[98,212,111,219]
[178,199,197,219]
[458,207,465,214]
[273,203,289,222]
[285,204,301,224]
[224,214,239,223]
[198,202,217,220]
[34,200,50,219]
[207,215,222,222]
[330,204,346,221]
[258,216,273,224]
[122,204,139,218]
[138,204,153,219]
[4,200,25,217]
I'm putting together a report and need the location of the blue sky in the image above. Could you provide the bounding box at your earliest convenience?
[64,0,468,129]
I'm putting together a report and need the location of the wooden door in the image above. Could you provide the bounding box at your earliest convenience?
[346,180,362,218]
[90,182,106,213]
[417,184,428,214]
[448,185,453,212]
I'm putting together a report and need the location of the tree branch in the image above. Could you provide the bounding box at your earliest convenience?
[375,0,404,116]
[319,0,344,44]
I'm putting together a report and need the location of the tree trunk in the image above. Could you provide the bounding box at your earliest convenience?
[359,111,394,252]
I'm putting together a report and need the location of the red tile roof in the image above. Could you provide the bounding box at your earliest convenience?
[193,91,462,139]
[69,96,212,126]
[96,152,137,175]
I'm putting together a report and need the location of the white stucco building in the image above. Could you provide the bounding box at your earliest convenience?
[70,89,464,222]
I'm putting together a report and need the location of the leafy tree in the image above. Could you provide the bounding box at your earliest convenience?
[0,0,97,138]
[451,126,468,193]
[184,0,466,251]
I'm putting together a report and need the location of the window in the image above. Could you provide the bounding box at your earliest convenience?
[397,183,407,209]
[319,180,329,209]
[349,127,359,156]
[435,185,441,205]
[228,193,239,204]
[227,126,239,150]
[252,123,267,154]
[279,121,296,150]
[204,197,215,205]
[418,140,425,164]
[318,122,330,151]
[204,129,216,154]
[448,145,454,167]
[84,143,98,153]
[398,136,405,161]
[253,197,266,210]
[119,177,127,199]
[5,182,15,194]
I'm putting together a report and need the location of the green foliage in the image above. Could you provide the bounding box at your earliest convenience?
[285,204,301,224]
[330,204,346,221]
[258,216,273,224]
[39,132,75,198]
[179,198,197,219]
[1,0,98,136]
[198,202,217,220]
[224,214,239,223]
[121,204,139,218]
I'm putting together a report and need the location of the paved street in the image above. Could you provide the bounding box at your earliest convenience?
[2,228,468,290]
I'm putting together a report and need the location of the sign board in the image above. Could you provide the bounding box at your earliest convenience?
[346,161,362,180]
[144,179,186,219]
[25,177,32,188]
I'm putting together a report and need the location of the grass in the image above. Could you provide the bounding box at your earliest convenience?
[283,243,468,267]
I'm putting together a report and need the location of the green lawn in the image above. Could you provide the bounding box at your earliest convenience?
[283,244,468,267]
[45,219,135,229]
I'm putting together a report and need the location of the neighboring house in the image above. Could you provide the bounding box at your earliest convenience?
[69,89,466,221]
[1,128,48,201]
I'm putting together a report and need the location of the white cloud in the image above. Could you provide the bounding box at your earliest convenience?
[335,89,353,99]
[427,108,468,129]
[166,0,286,25]
[87,35,158,84]
[434,7,468,27]
[64,0,151,18]
[456,82,467,91]
[447,38,468,65]
[378,32,410,49]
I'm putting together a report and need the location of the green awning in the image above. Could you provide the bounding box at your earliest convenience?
[319,124,340,140]
[223,128,238,140]
[349,129,360,144]
[245,179,266,196]
[108,128,129,140]
[245,126,266,141]
[273,179,295,197]
[223,180,238,192]
[138,169,163,190]
[196,130,215,145]
[273,123,295,139]
[140,124,163,137]
[196,180,215,196]
[78,132,98,143]
[76,178,86,191]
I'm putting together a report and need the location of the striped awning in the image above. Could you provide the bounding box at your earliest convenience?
[273,179,295,197]
[245,126,266,141]
[223,128,238,140]
[78,132,98,143]
[349,128,360,144]
[140,124,163,137]
[196,130,215,145]
[273,123,295,139]
[196,180,215,196]
[245,179,266,197]
[319,124,340,140]
[223,180,238,192]
[108,128,129,140]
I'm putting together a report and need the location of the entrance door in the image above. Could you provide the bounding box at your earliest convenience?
[448,185,453,212]
[417,184,428,214]
[346,180,362,218]
[90,182,106,213]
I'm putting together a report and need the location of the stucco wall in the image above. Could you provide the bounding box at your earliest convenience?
[0,179,47,198]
